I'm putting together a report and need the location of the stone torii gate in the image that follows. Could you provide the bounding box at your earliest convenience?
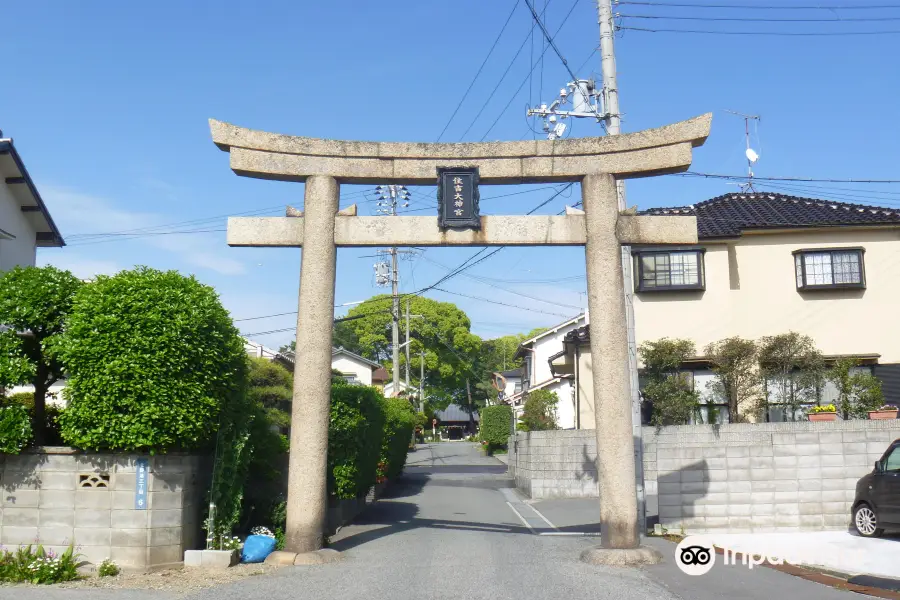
[210,113,711,564]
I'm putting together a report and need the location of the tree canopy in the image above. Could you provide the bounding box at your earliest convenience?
[0,266,83,443]
[335,295,482,404]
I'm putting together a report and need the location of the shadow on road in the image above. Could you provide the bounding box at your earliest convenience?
[329,498,531,552]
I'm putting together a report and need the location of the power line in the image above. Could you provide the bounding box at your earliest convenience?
[457,1,555,141]
[433,287,572,318]
[617,1,900,9]
[677,171,900,184]
[619,25,900,34]
[480,0,584,140]
[418,253,584,309]
[436,0,520,142]
[619,13,900,22]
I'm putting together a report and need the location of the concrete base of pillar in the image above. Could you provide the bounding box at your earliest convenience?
[293,549,343,565]
[580,546,663,567]
[264,551,299,566]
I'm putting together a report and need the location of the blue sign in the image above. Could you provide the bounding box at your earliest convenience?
[135,458,149,510]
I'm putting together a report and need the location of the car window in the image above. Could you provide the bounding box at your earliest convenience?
[885,446,900,473]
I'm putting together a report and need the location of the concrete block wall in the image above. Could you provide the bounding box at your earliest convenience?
[645,420,900,534]
[508,429,598,499]
[510,420,900,533]
[0,448,206,571]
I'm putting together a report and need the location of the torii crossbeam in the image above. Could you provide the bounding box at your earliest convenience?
[211,114,712,564]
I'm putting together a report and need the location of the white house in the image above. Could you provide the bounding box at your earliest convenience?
[511,312,587,429]
[263,343,385,387]
[330,347,382,386]
[0,133,64,271]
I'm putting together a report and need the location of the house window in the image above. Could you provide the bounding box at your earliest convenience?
[794,248,865,290]
[634,249,705,292]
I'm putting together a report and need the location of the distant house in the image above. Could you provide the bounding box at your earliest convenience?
[509,313,587,429]
[0,132,64,271]
[551,192,900,425]
[263,343,384,386]
[330,347,382,385]
[435,403,479,438]
[382,379,418,400]
[371,366,389,393]
[243,338,294,370]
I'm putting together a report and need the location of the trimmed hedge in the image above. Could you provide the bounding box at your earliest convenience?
[329,383,385,499]
[58,267,248,452]
[480,405,512,453]
[378,398,416,482]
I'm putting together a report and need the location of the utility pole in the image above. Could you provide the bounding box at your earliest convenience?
[596,0,646,532]
[419,348,425,413]
[374,184,411,397]
[405,299,411,398]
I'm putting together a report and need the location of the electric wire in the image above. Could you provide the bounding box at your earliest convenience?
[436,0,520,142]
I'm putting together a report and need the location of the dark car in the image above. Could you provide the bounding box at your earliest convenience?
[852,438,900,537]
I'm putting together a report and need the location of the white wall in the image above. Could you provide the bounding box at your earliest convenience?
[331,354,373,386]
[528,317,585,386]
[0,183,37,271]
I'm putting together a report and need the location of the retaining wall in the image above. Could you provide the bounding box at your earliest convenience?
[509,420,900,533]
[0,448,205,571]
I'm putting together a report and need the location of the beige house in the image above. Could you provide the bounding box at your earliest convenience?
[553,192,900,425]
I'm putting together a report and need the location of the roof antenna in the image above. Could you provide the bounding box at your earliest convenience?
[724,110,760,193]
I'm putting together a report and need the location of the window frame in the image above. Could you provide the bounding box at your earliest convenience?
[793,247,866,291]
[632,248,706,293]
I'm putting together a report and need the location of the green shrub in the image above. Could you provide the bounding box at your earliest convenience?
[329,384,385,499]
[1,393,64,447]
[520,389,559,431]
[58,267,248,452]
[639,338,701,426]
[480,405,512,453]
[0,404,33,454]
[378,398,415,482]
[97,558,119,578]
[0,544,80,584]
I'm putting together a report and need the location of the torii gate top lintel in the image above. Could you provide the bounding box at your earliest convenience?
[209,113,711,185]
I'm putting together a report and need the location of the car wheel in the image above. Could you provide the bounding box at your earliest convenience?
[853,503,884,538]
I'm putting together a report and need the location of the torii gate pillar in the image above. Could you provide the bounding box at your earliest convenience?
[211,114,712,565]
[285,175,339,553]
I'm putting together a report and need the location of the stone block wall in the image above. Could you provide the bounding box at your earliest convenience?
[0,448,206,571]
[508,429,599,499]
[510,420,900,533]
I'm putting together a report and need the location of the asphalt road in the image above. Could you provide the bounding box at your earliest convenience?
[2,442,857,600]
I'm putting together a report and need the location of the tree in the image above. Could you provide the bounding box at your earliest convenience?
[520,389,559,431]
[337,295,482,404]
[639,338,700,426]
[0,266,82,444]
[248,357,292,431]
[58,267,249,451]
[828,358,885,420]
[704,337,763,423]
[758,332,825,421]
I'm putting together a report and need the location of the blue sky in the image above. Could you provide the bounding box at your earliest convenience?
[2,1,898,348]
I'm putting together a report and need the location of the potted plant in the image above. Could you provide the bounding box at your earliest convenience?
[868,404,899,420]
[808,404,838,422]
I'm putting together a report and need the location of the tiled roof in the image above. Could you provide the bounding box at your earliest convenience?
[563,325,589,345]
[641,192,900,239]
[435,404,479,423]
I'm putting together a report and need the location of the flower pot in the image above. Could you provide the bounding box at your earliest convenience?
[808,412,837,422]
[868,410,899,420]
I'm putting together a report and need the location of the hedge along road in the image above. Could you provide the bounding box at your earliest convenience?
[8,442,858,600]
